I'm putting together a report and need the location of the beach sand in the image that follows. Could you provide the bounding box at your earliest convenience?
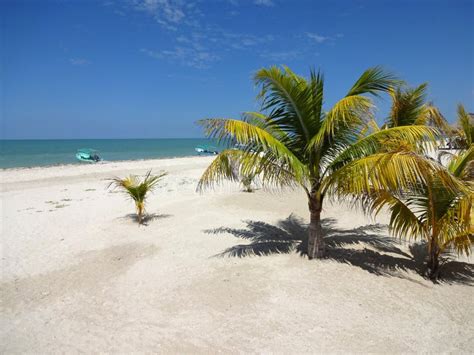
[1,156,473,353]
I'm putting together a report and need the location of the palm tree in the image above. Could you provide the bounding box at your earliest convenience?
[241,173,255,192]
[198,65,443,259]
[368,83,448,132]
[365,146,473,280]
[360,88,473,279]
[109,170,167,224]
[447,104,474,149]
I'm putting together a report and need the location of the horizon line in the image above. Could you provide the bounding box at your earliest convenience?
[0,137,210,141]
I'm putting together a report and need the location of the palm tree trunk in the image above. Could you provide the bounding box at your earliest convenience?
[307,194,324,259]
[136,203,143,225]
[427,238,440,280]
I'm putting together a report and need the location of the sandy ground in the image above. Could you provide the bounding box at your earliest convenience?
[1,157,473,353]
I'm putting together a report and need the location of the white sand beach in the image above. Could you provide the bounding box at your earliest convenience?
[1,156,473,353]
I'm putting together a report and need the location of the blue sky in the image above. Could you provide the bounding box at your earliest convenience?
[2,0,473,139]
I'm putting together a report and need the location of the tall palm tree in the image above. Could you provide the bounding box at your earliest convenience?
[364,146,473,280]
[109,170,167,224]
[198,65,443,259]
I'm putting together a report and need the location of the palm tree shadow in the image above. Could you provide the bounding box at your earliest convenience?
[204,214,474,285]
[123,213,172,226]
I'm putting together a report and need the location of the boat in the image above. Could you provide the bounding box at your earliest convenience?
[195,145,219,155]
[232,143,256,153]
[76,148,101,163]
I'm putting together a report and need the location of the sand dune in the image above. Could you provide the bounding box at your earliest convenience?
[1,157,473,353]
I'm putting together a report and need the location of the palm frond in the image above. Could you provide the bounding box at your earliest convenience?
[306,95,373,151]
[326,150,464,197]
[197,148,305,192]
[370,190,427,240]
[328,125,440,172]
[359,118,381,137]
[197,118,307,181]
[457,104,474,146]
[447,145,474,180]
[387,83,428,127]
[347,66,399,97]
[254,66,313,141]
[307,68,324,135]
[437,190,472,250]
[241,111,289,143]
[382,83,449,135]
[424,105,450,133]
[197,149,242,191]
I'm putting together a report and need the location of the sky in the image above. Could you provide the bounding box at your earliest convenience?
[2,0,473,139]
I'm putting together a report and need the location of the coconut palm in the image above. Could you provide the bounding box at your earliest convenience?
[368,83,448,132]
[109,170,167,224]
[447,104,474,149]
[365,146,473,280]
[198,65,444,259]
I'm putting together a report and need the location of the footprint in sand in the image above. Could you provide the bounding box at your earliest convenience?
[17,207,35,212]
[43,200,69,209]
[179,178,197,185]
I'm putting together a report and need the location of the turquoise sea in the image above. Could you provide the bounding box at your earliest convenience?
[0,139,222,169]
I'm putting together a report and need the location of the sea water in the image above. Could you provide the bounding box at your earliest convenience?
[0,139,222,169]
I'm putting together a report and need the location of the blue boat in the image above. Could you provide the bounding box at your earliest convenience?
[195,145,219,155]
[76,148,101,163]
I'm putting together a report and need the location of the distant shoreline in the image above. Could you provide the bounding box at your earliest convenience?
[0,156,217,189]
[0,154,211,171]
[0,138,222,169]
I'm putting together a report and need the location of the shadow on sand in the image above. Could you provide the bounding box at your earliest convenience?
[123,213,172,226]
[204,214,474,285]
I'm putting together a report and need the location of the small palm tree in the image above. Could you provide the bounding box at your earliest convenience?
[226,150,257,192]
[241,173,255,192]
[198,65,443,259]
[109,170,167,224]
[365,146,473,280]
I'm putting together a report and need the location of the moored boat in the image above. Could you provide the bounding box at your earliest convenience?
[76,148,101,163]
[195,145,219,155]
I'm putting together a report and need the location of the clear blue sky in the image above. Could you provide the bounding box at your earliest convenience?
[2,0,473,139]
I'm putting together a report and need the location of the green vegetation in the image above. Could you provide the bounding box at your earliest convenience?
[197,65,448,260]
[241,173,256,192]
[108,170,167,224]
[358,87,472,279]
[449,104,473,149]
[373,83,448,130]
[365,146,473,280]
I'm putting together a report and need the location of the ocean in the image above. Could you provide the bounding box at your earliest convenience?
[0,139,222,169]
